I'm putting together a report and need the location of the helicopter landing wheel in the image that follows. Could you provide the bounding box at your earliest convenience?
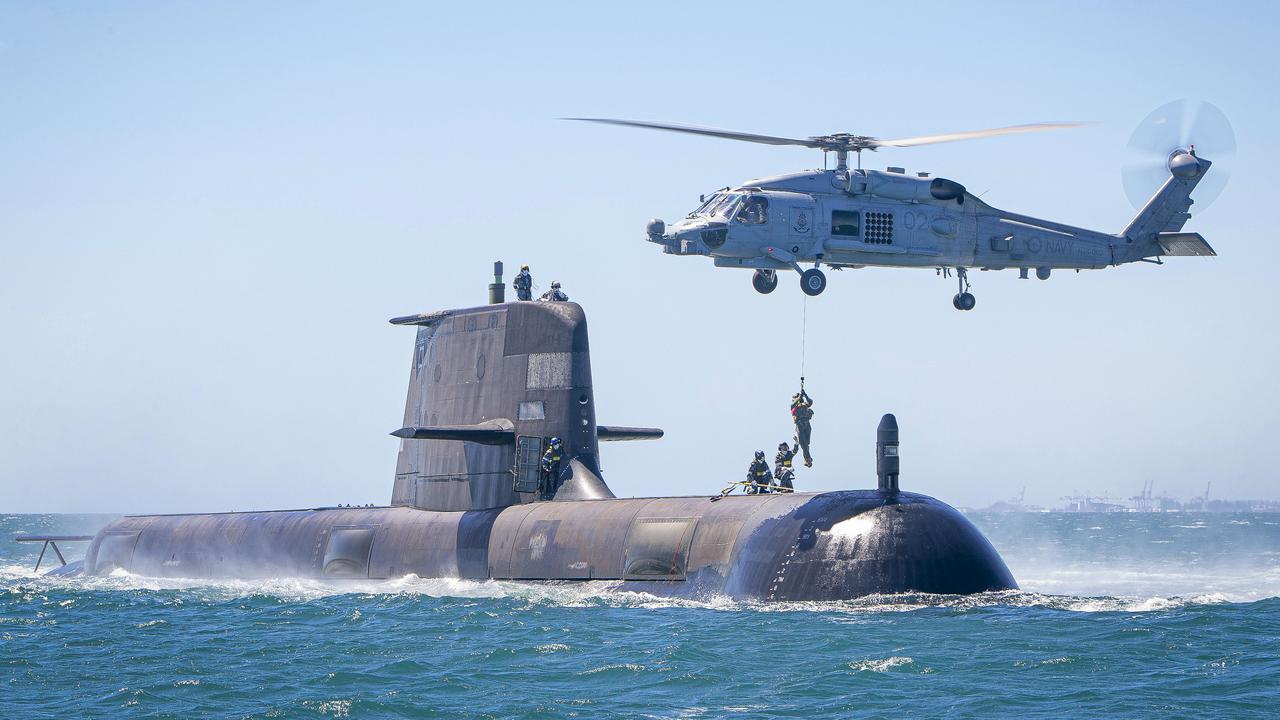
[752,269,778,294]
[800,268,827,296]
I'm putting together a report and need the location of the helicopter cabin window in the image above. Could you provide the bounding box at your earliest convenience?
[832,210,860,237]
[735,196,768,225]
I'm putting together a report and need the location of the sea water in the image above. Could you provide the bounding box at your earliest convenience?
[2,512,1277,718]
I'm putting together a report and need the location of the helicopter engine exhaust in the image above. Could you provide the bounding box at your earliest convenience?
[862,173,967,204]
[929,178,966,201]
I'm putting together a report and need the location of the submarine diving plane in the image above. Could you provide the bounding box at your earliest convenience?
[23,266,1014,600]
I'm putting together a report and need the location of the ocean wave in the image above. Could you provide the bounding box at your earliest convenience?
[848,656,924,673]
[766,588,1275,614]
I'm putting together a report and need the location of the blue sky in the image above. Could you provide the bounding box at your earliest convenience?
[2,1,1277,512]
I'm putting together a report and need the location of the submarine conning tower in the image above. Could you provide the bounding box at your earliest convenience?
[387,262,661,512]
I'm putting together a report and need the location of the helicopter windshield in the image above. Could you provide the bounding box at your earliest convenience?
[706,193,742,219]
[689,193,720,217]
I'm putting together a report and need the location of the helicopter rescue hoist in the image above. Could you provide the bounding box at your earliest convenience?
[570,100,1230,310]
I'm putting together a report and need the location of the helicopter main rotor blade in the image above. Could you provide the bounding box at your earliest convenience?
[564,118,820,148]
[874,121,1091,148]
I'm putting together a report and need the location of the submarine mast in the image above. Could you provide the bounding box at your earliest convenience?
[877,413,899,494]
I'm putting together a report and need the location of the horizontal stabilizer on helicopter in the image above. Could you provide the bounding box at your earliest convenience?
[1157,232,1216,257]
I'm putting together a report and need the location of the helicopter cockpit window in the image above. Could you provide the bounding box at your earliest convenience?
[734,196,768,225]
[690,193,720,217]
[707,193,742,218]
[832,210,860,237]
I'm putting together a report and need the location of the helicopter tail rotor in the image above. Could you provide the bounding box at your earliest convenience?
[1121,100,1235,212]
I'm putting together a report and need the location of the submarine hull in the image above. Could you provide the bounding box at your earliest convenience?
[84,490,1015,600]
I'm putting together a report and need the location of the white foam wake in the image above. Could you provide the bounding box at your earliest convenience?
[2,562,1275,614]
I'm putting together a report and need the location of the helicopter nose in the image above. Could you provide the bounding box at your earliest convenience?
[646,219,706,256]
[645,218,682,253]
[657,221,723,256]
[644,218,672,245]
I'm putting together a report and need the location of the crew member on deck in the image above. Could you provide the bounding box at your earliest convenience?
[513,264,533,301]
[775,441,797,478]
[776,466,795,492]
[539,281,569,302]
[747,451,771,494]
[540,437,564,497]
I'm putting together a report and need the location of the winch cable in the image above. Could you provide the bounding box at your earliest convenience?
[799,294,808,390]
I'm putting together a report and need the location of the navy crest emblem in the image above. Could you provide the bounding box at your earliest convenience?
[792,212,810,234]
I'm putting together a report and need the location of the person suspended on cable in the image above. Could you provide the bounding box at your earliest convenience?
[791,386,813,414]
[774,441,797,478]
[540,437,564,497]
[539,281,569,302]
[747,451,771,494]
[513,264,533,301]
[791,386,814,468]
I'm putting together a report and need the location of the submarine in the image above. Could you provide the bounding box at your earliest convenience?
[49,264,1015,600]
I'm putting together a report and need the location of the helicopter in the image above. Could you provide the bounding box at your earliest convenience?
[571,101,1232,310]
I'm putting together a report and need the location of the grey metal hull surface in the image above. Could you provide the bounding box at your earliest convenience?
[84,490,1015,600]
